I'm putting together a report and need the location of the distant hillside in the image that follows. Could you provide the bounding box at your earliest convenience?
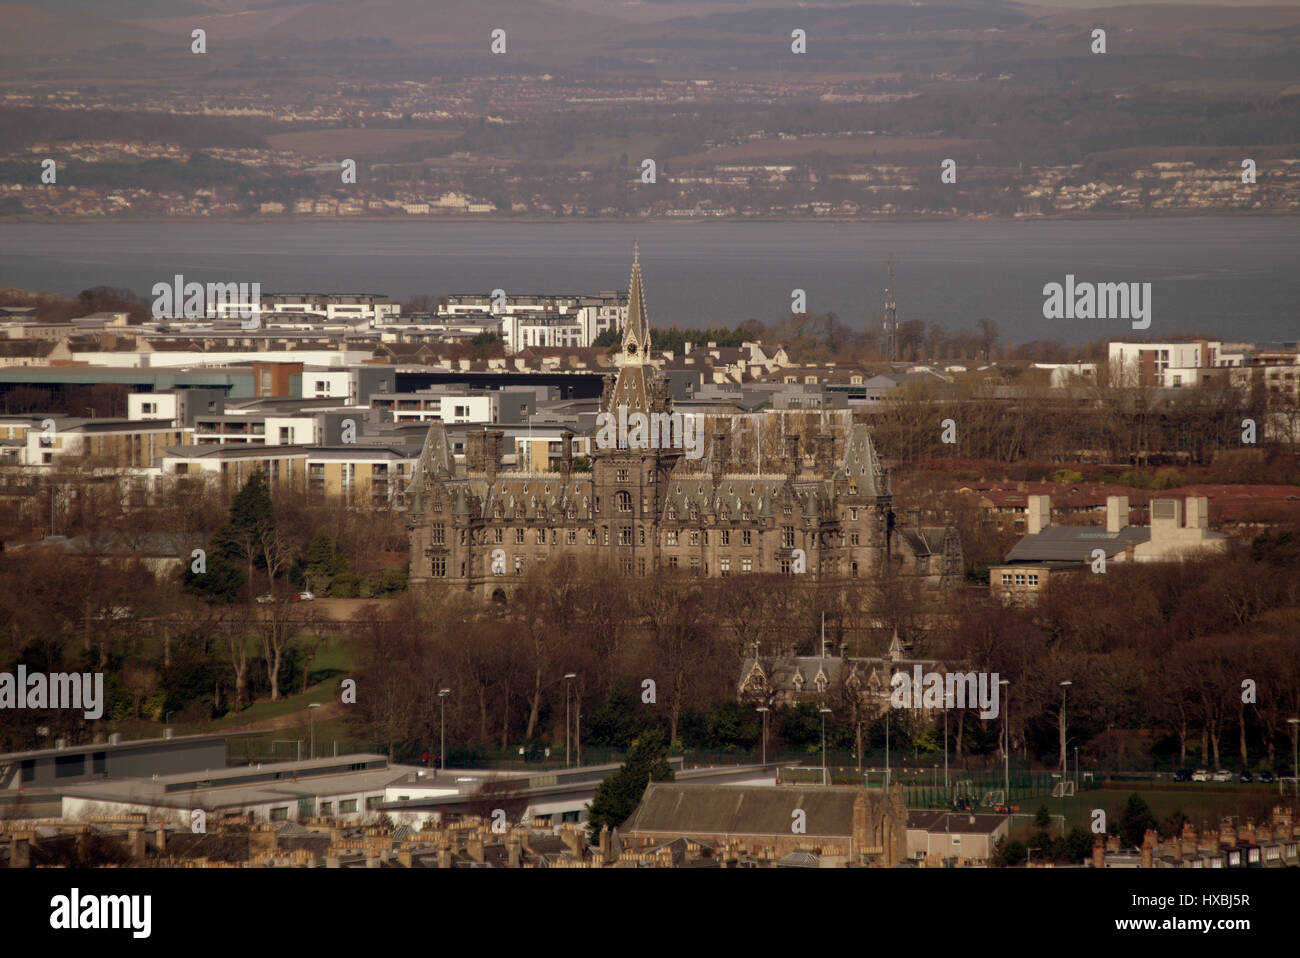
[0,3,175,54]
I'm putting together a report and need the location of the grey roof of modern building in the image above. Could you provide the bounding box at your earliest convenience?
[0,731,255,764]
[1004,525,1152,563]
[56,755,404,809]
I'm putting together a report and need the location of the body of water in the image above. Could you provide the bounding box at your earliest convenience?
[1,218,1295,344]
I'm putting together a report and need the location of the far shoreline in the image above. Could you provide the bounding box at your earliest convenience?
[1,210,1296,227]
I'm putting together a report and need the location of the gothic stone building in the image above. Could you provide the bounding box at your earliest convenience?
[407,246,961,603]
[738,631,945,721]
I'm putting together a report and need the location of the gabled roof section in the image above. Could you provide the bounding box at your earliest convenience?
[836,423,887,496]
[418,421,454,480]
[408,421,453,513]
[623,783,865,839]
[608,364,651,416]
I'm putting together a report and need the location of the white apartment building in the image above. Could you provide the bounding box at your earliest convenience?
[369,390,495,425]
[1108,340,1223,387]
[437,292,627,352]
[302,370,354,402]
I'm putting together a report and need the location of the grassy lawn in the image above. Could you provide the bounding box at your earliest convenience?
[226,716,372,763]
[553,132,663,167]
[1020,785,1293,835]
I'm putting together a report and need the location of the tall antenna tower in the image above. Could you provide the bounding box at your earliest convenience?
[882,254,898,363]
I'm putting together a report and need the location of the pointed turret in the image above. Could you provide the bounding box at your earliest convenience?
[620,239,650,365]
[604,241,661,417]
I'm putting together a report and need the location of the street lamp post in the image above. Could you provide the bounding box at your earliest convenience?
[438,688,450,775]
[308,702,321,760]
[885,709,891,790]
[1289,718,1299,800]
[856,713,863,775]
[1000,679,1010,808]
[820,707,832,786]
[1059,681,1073,790]
[943,690,953,794]
[564,673,577,769]
[1074,745,1080,791]
[756,706,770,767]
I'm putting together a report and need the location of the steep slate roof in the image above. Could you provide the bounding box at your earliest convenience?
[739,651,944,699]
[836,424,889,496]
[608,363,651,414]
[474,478,594,520]
[623,783,865,838]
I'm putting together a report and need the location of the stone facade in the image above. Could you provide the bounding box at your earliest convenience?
[406,246,961,602]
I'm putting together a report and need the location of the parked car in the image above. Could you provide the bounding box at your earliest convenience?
[255,594,274,604]
[295,591,315,602]
[1239,770,1253,783]
[1212,769,1232,783]
[1192,769,1210,782]
[1174,769,1193,782]
[1258,770,1275,784]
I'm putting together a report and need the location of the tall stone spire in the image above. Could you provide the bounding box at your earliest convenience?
[620,239,650,365]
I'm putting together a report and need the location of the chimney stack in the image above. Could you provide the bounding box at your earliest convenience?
[1025,495,1051,535]
[1106,495,1129,534]
[712,430,728,484]
[560,429,573,479]
[1181,822,1198,858]
[1091,837,1105,869]
[485,430,503,482]
[1141,829,1158,868]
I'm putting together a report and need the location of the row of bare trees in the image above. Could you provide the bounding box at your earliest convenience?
[348,525,1300,771]
[871,368,1299,466]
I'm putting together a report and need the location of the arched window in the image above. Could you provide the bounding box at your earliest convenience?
[615,491,633,513]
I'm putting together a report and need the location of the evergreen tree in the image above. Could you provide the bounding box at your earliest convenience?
[185,472,273,603]
[1118,794,1159,849]
[306,530,348,592]
[586,726,674,842]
